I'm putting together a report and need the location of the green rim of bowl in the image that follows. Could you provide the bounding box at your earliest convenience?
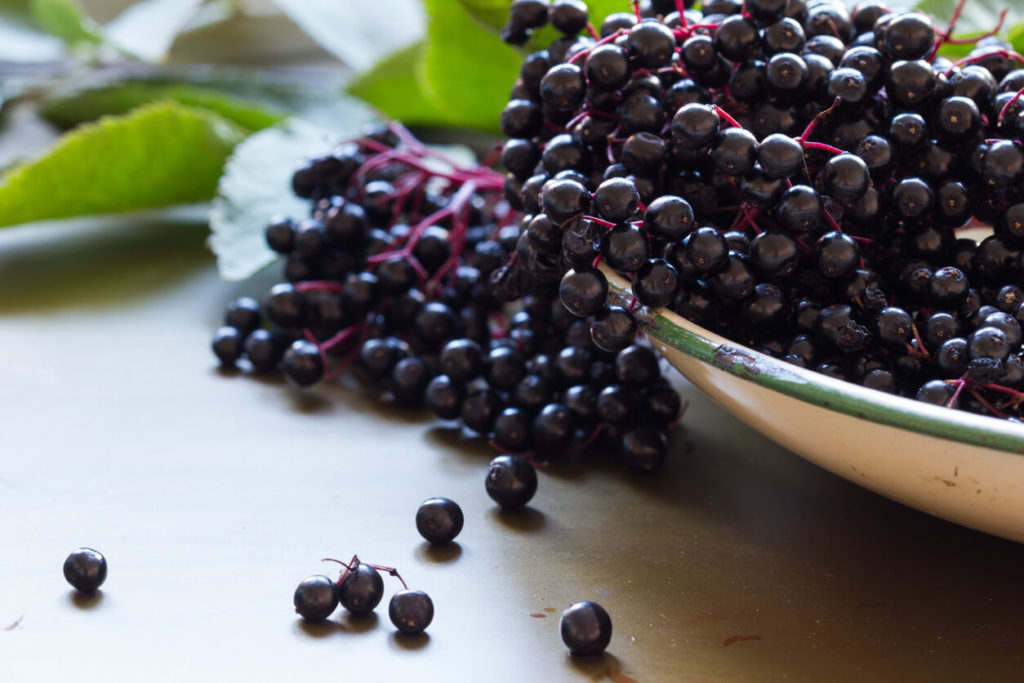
[604,272,1024,454]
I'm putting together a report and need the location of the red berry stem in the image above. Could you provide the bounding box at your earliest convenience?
[998,85,1024,124]
[711,104,743,129]
[797,97,841,145]
[801,141,846,156]
[947,49,1024,76]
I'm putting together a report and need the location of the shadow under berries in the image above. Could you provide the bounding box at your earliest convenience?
[388,631,431,652]
[488,505,546,533]
[293,619,342,639]
[0,217,209,315]
[336,611,378,634]
[67,590,104,610]
[415,541,462,564]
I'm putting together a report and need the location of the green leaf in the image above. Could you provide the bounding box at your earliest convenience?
[29,0,101,43]
[271,0,425,72]
[0,101,248,228]
[420,0,521,132]
[347,42,451,126]
[40,82,288,132]
[456,0,509,31]
[1010,22,1024,53]
[102,0,205,62]
[209,115,374,281]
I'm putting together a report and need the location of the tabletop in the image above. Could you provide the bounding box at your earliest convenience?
[3,2,1024,681]
[4,211,1024,683]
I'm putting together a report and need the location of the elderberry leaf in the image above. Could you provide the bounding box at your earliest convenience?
[40,82,288,132]
[347,41,451,127]
[420,0,521,132]
[270,0,425,73]
[209,112,374,281]
[29,0,101,44]
[0,101,248,229]
[102,0,204,62]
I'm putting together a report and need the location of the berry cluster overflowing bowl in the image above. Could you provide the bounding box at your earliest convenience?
[604,269,1024,543]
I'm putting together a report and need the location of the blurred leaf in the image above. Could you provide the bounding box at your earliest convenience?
[347,41,450,126]
[102,0,204,62]
[0,101,248,228]
[420,0,520,132]
[1010,22,1024,53]
[29,0,101,43]
[209,117,372,281]
[456,0,509,30]
[40,82,287,131]
[270,0,425,73]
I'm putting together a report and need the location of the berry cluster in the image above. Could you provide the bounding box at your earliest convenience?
[211,123,682,467]
[294,555,434,635]
[496,0,1024,419]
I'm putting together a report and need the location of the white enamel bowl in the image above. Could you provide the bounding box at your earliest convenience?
[604,271,1024,543]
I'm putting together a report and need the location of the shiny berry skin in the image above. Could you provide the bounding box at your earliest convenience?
[338,564,384,615]
[621,426,668,472]
[821,154,870,203]
[715,15,760,62]
[560,601,612,656]
[594,178,640,223]
[935,96,981,141]
[265,217,295,254]
[627,20,676,68]
[757,134,804,179]
[585,44,631,90]
[644,195,695,242]
[886,59,937,109]
[212,326,245,367]
[560,267,608,318]
[532,402,573,452]
[549,0,587,35]
[828,66,868,103]
[426,375,464,420]
[493,407,532,452]
[602,224,650,273]
[590,306,638,352]
[686,226,729,272]
[416,497,464,544]
[293,575,339,622]
[540,63,586,111]
[671,104,720,149]
[542,178,590,224]
[282,340,323,387]
[883,12,935,61]
[776,185,823,233]
[63,548,107,593]
[632,259,679,308]
[485,455,538,509]
[389,589,434,635]
[814,232,861,280]
[712,127,757,176]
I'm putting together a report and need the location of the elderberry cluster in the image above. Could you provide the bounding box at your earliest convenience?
[211,122,682,468]
[294,555,433,634]
[497,0,1024,419]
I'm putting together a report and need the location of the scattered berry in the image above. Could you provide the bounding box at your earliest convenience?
[293,575,340,622]
[415,497,465,544]
[63,548,107,593]
[559,601,612,656]
[485,455,538,509]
